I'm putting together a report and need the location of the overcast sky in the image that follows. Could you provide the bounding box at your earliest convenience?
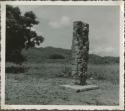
[16,5,120,57]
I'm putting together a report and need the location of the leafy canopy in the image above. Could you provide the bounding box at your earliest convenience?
[6,5,44,63]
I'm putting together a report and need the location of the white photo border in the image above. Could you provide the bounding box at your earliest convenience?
[1,1,124,110]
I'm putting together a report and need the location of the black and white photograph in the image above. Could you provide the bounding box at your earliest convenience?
[1,1,124,110]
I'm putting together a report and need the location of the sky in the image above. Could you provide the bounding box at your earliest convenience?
[16,5,120,57]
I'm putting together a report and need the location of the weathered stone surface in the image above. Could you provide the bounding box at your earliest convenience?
[71,21,89,85]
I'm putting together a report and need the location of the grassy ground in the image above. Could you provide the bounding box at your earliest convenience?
[5,62,119,105]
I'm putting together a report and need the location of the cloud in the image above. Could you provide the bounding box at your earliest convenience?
[104,47,114,52]
[90,47,115,56]
[49,16,71,29]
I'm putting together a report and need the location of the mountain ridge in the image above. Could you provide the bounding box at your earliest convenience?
[22,46,119,64]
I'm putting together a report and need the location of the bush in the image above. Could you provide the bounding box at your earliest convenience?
[6,66,28,74]
[49,54,65,59]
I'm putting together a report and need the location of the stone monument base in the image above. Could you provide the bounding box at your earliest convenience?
[60,84,99,93]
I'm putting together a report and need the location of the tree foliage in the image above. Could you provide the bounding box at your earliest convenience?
[6,5,44,63]
[49,54,65,59]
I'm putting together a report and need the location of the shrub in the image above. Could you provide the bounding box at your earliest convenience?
[6,66,28,74]
[49,54,65,59]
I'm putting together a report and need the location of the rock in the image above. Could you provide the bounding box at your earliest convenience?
[60,84,99,93]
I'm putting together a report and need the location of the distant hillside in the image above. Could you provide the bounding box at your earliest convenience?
[89,54,119,64]
[22,47,119,64]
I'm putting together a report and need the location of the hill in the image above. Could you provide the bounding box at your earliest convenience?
[22,46,119,64]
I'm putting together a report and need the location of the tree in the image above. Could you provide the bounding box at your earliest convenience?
[6,5,44,63]
[49,54,65,59]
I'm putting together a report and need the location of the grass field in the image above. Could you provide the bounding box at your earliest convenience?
[5,62,119,105]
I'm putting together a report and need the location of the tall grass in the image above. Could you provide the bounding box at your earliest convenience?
[6,62,119,84]
[87,64,119,84]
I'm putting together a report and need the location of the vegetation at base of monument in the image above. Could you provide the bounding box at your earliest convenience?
[6,62,119,83]
[6,5,44,63]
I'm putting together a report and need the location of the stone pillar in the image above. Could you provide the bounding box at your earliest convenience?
[71,21,89,85]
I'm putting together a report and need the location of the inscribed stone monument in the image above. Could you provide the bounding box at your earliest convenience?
[71,21,89,85]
